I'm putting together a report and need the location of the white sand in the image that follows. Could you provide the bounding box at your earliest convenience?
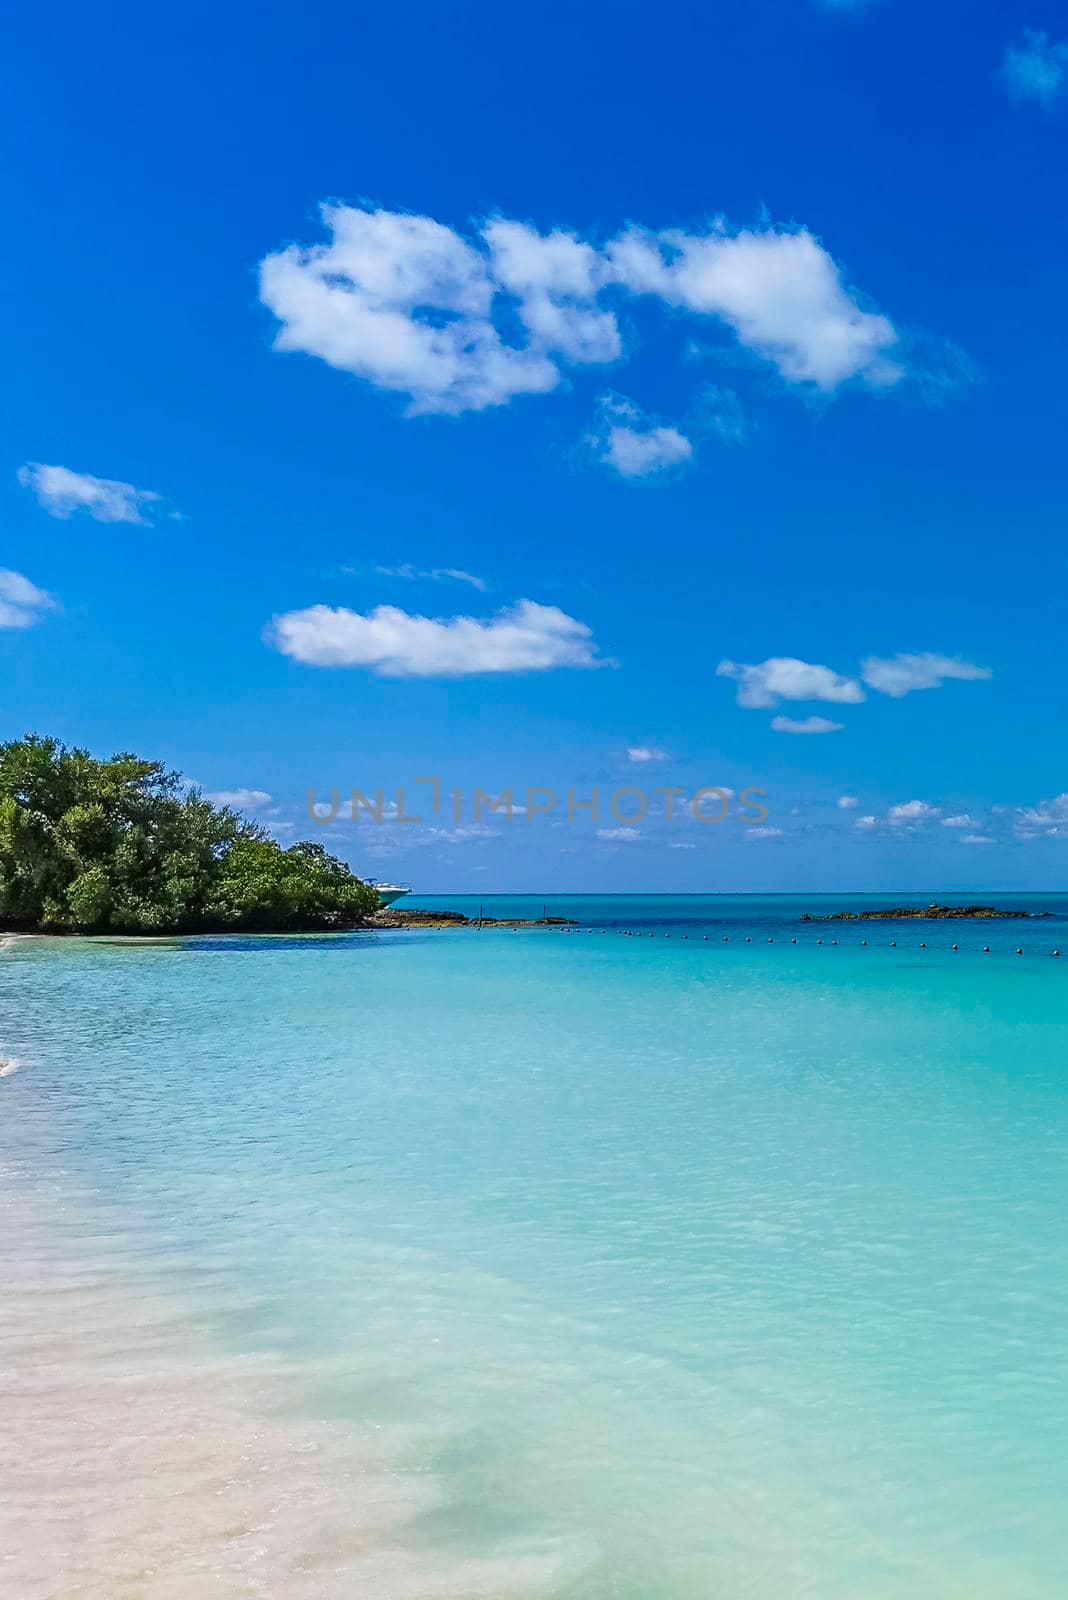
[0,1180,571,1599]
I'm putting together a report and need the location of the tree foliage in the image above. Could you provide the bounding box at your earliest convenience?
[0,734,378,933]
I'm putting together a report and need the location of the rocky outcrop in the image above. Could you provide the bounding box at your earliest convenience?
[800,904,1048,922]
[370,908,573,929]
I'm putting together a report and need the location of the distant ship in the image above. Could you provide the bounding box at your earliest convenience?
[371,881,411,909]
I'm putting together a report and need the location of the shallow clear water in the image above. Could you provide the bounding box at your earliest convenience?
[3,898,1068,1597]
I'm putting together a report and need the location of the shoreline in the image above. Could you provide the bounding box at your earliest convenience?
[0,1169,571,1600]
[0,913,578,941]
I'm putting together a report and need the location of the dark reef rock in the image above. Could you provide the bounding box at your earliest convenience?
[371,908,573,929]
[800,904,1049,923]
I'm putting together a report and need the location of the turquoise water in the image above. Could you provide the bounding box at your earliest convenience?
[3,896,1068,1596]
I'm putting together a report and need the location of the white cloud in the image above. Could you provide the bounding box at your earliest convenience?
[888,799,941,825]
[259,203,905,415]
[744,825,784,839]
[837,794,860,809]
[627,745,668,763]
[720,650,989,714]
[375,563,487,591]
[770,714,845,734]
[597,826,641,841]
[423,825,496,845]
[260,206,559,415]
[861,652,991,697]
[0,568,58,629]
[717,656,864,709]
[266,597,604,676]
[855,814,878,830]
[18,463,161,525]
[960,834,994,845]
[483,218,621,364]
[607,224,901,390]
[1002,31,1068,110]
[1014,794,1068,836]
[942,813,975,828]
[603,422,693,479]
[204,788,273,809]
[590,394,693,480]
[668,841,697,850]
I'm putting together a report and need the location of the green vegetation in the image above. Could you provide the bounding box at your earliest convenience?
[0,734,378,934]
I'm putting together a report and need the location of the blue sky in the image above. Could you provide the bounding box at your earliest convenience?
[3,0,1067,891]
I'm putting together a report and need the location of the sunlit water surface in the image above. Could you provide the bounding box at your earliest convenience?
[3,896,1068,1597]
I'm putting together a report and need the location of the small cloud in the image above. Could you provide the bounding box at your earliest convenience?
[597,826,641,841]
[861,652,991,698]
[1014,793,1068,836]
[855,815,878,830]
[18,463,163,525]
[0,568,59,630]
[203,788,273,809]
[888,799,941,825]
[626,744,669,763]
[1002,30,1068,110]
[266,597,605,676]
[375,563,487,592]
[770,714,844,734]
[589,394,693,480]
[423,825,496,844]
[693,384,748,443]
[668,841,696,850]
[744,825,784,839]
[942,813,975,828]
[717,656,864,709]
[960,833,994,845]
[837,794,860,809]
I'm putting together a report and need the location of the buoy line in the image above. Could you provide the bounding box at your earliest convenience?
[542,924,1063,956]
